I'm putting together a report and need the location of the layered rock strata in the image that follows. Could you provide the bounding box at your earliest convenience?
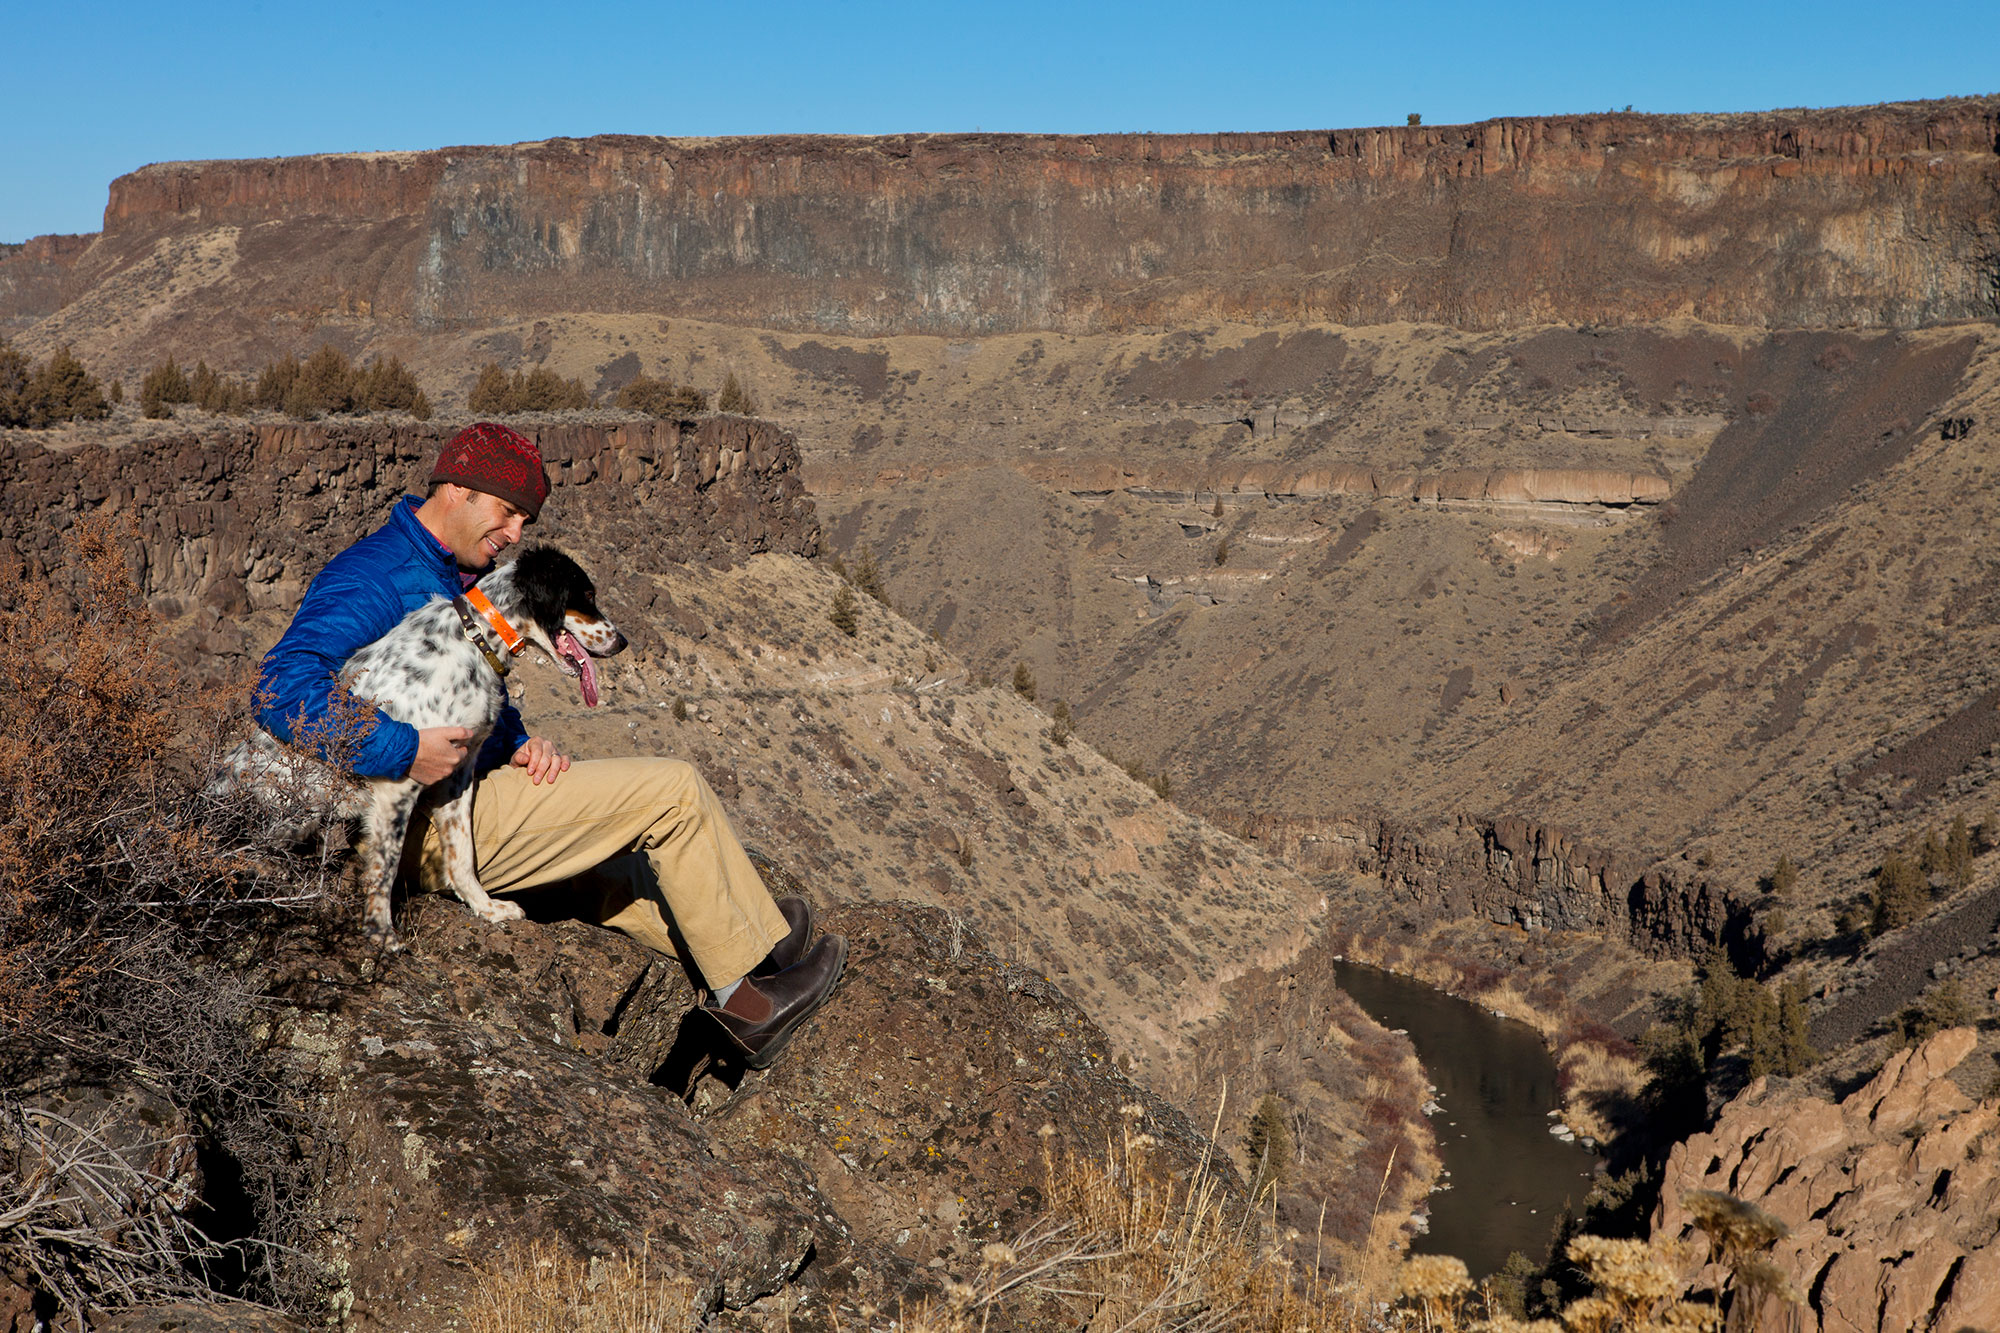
[8,99,1996,338]
[813,456,1673,515]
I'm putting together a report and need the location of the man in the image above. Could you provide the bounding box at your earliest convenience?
[257,421,844,1068]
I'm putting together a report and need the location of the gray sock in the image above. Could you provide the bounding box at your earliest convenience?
[710,977,743,1008]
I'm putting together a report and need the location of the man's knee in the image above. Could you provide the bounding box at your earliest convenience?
[643,757,703,802]
[605,756,709,825]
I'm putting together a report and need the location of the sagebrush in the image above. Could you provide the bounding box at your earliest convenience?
[0,514,347,1317]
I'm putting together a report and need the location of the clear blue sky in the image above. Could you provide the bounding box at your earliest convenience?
[6,0,1993,242]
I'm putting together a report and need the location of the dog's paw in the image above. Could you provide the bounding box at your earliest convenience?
[475,899,526,924]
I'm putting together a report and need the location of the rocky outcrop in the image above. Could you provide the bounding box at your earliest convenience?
[0,234,91,331]
[1217,811,1756,963]
[30,894,1231,1332]
[1419,468,1670,507]
[17,99,1999,339]
[1654,1028,2000,1333]
[813,457,1672,512]
[0,415,817,664]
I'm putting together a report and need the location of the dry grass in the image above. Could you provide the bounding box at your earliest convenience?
[0,1103,233,1327]
[455,1104,1793,1332]
[1553,1045,1645,1144]
[860,1106,1367,1333]
[461,1237,703,1333]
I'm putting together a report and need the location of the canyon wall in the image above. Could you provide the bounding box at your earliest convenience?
[0,416,817,660]
[0,234,91,334]
[1217,810,1755,964]
[9,99,1997,337]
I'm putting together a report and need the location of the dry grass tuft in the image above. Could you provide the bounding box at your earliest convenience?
[886,1109,1405,1333]
[462,1237,703,1333]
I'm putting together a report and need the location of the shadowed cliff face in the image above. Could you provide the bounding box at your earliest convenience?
[0,416,818,653]
[7,98,1998,347]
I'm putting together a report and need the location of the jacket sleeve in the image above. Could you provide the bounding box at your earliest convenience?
[255,563,420,779]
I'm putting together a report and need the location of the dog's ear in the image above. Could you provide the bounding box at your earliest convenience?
[508,546,591,643]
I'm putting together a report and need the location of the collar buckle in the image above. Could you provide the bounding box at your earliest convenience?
[452,596,514,679]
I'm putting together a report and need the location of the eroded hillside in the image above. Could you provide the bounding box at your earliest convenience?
[0,418,1438,1322]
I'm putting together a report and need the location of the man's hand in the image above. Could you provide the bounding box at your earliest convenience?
[410,726,474,785]
[511,736,572,786]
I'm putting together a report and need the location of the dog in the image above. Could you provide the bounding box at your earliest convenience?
[226,545,626,949]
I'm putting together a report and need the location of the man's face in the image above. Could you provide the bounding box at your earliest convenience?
[437,485,530,570]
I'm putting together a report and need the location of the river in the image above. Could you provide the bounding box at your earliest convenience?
[1331,960,1603,1278]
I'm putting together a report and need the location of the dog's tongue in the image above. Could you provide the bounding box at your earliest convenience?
[557,630,599,707]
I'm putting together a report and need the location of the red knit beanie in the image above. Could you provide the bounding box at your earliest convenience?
[430,422,550,519]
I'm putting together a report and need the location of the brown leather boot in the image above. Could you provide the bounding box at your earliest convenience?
[750,895,814,977]
[707,933,848,1070]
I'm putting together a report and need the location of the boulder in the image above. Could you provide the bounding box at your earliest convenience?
[279,892,1225,1331]
[1654,1028,2000,1333]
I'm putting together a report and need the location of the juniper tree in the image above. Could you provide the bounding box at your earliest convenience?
[0,339,29,424]
[254,355,301,409]
[1947,815,1974,890]
[1243,1094,1290,1202]
[718,371,756,415]
[468,363,512,414]
[518,366,587,411]
[140,357,192,418]
[355,355,425,414]
[829,583,859,637]
[189,360,249,414]
[1919,830,1950,881]
[616,372,707,418]
[1893,979,1973,1047]
[25,346,109,426]
[299,344,356,414]
[1873,854,1928,934]
[852,548,888,604]
[1776,979,1815,1074]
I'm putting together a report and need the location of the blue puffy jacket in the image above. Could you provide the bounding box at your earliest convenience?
[255,495,528,778]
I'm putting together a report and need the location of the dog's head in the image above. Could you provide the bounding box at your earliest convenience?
[485,546,628,706]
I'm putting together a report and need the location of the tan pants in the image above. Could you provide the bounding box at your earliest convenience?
[416,756,789,986]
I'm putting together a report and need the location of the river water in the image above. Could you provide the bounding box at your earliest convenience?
[1331,961,1603,1278]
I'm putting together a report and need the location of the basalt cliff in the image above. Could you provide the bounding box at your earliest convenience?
[4,98,1998,368]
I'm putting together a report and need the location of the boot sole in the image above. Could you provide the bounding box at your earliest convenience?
[716,935,850,1071]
